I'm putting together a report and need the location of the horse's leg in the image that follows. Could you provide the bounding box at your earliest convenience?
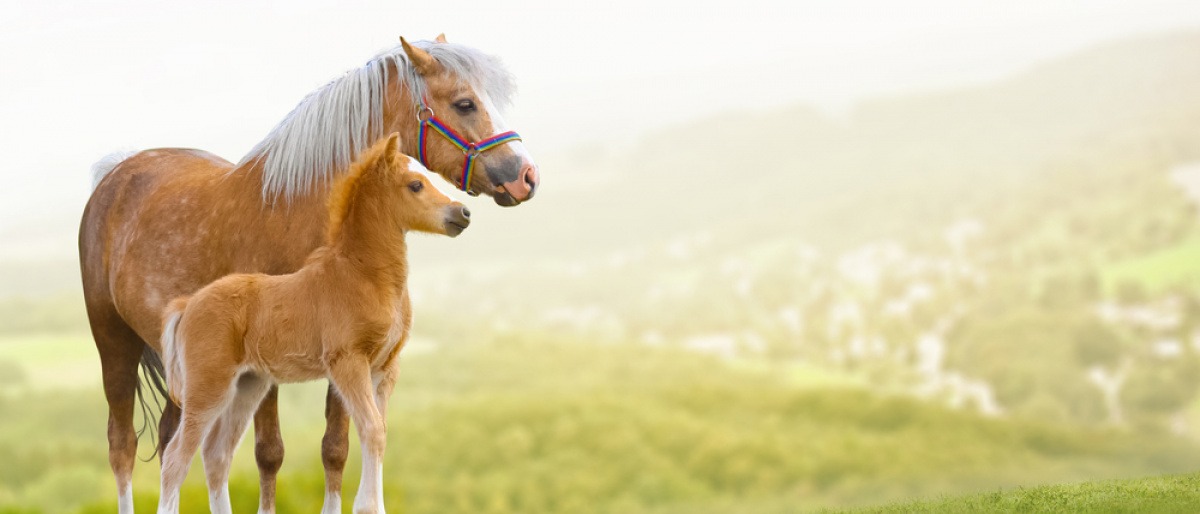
[253,386,285,514]
[203,373,273,514]
[328,355,387,514]
[159,369,238,514]
[93,316,144,514]
[320,384,351,514]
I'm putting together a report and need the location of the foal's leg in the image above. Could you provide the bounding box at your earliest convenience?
[203,374,273,514]
[253,386,285,514]
[328,355,388,514]
[320,384,351,514]
[158,369,238,514]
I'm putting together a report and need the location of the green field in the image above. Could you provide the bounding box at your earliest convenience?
[851,472,1200,514]
[1105,236,1200,294]
[0,335,1198,514]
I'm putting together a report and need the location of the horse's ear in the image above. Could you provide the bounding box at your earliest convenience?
[400,36,437,75]
[435,33,448,44]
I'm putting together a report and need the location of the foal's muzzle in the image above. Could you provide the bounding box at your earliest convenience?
[444,204,471,237]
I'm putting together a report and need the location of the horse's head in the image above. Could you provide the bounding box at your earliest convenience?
[401,36,540,207]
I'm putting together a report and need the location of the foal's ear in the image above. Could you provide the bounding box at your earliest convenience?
[435,33,448,44]
[400,36,437,75]
[382,132,400,161]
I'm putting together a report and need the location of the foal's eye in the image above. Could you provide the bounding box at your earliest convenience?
[408,181,423,193]
[453,99,476,114]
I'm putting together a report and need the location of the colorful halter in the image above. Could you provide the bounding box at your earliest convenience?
[416,101,522,194]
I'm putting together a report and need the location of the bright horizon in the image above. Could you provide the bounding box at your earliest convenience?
[3,0,1200,261]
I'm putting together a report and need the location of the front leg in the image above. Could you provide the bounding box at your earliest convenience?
[328,353,388,514]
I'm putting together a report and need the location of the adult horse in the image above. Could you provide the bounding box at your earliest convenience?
[79,35,539,514]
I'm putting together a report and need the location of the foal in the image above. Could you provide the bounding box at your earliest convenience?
[156,133,470,514]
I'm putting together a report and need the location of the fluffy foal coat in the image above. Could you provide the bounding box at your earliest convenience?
[156,134,470,514]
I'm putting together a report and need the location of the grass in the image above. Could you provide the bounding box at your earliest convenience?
[849,472,1200,513]
[1104,236,1200,293]
[0,333,98,390]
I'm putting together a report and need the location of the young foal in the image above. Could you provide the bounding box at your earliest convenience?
[156,133,469,514]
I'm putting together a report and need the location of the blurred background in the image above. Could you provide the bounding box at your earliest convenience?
[5,1,1200,512]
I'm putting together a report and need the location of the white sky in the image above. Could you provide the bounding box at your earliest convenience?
[2,0,1200,259]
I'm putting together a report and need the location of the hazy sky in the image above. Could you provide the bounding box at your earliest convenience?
[3,0,1200,259]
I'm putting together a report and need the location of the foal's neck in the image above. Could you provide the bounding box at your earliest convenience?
[328,186,410,292]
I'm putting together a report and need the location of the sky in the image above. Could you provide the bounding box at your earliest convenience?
[2,0,1200,261]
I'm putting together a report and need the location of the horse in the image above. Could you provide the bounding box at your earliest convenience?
[79,35,539,514]
[155,134,461,514]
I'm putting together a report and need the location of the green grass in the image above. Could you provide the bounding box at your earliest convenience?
[849,472,1200,513]
[4,333,1200,513]
[0,333,98,390]
[1104,236,1200,293]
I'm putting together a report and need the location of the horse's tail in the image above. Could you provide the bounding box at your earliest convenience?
[160,298,189,407]
[90,150,139,191]
[130,306,174,462]
[131,297,187,462]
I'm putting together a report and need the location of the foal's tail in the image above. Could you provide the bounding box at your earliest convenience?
[160,298,190,407]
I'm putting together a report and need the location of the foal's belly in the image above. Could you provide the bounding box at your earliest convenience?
[250,340,329,384]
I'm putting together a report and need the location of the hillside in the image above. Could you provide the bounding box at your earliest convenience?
[436,29,1200,262]
[849,472,1200,514]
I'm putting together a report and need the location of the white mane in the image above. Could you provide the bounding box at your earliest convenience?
[238,40,516,201]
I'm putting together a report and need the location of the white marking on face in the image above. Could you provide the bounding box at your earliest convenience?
[479,92,536,166]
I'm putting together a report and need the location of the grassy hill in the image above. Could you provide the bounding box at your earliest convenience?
[848,472,1200,514]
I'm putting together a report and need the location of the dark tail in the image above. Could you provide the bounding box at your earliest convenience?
[135,344,170,462]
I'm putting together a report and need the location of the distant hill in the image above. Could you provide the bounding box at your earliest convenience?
[457,29,1200,261]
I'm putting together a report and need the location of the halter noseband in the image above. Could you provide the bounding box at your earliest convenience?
[416,100,522,195]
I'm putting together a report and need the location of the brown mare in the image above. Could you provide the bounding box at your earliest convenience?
[156,134,465,514]
[79,36,538,513]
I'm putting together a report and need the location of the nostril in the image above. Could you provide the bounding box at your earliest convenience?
[460,206,471,219]
[523,166,539,186]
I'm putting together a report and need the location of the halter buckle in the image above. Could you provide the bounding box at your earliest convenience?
[416,105,434,123]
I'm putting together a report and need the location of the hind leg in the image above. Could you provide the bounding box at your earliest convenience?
[253,386,285,514]
[92,317,145,514]
[203,373,273,514]
[320,384,351,514]
[159,367,239,514]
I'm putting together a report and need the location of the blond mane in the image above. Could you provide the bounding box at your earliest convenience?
[238,40,515,202]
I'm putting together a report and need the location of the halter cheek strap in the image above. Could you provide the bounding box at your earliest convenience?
[416,102,522,194]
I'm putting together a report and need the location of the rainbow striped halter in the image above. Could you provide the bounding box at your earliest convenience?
[416,100,522,194]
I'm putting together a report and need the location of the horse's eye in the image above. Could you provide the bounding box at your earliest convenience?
[453,99,476,114]
[408,181,423,193]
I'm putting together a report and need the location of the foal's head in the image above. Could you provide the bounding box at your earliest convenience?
[328,133,471,243]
